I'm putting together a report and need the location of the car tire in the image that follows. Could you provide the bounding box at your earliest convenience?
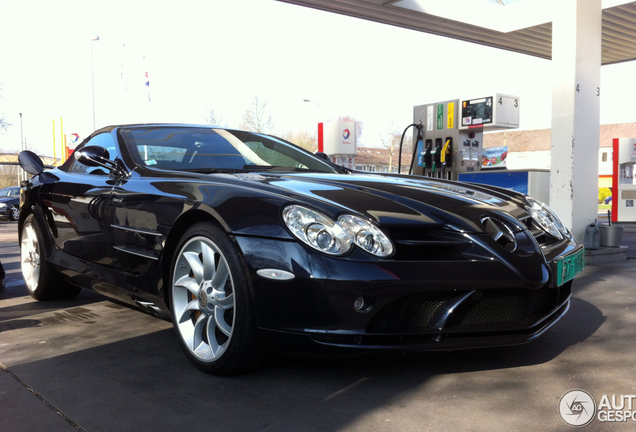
[20,214,82,300]
[169,221,263,375]
[9,206,20,222]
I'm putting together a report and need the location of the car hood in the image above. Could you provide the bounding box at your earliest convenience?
[213,172,530,234]
[0,196,17,204]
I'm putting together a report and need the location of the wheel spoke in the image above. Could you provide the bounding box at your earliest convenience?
[201,242,216,281]
[22,265,33,287]
[216,292,234,310]
[32,266,40,286]
[212,258,229,290]
[183,251,204,283]
[178,299,200,324]
[192,313,208,352]
[214,306,232,337]
[174,275,199,296]
[206,316,221,358]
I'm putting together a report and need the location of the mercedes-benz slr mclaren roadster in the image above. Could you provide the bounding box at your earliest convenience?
[18,124,584,375]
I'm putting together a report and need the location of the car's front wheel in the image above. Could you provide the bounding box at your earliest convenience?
[170,222,263,375]
[21,214,82,300]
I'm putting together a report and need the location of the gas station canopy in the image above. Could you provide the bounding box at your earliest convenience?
[277,0,636,65]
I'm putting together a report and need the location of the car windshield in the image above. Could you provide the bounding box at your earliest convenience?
[0,187,17,197]
[120,127,338,174]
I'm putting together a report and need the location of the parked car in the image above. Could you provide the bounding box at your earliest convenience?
[18,124,584,375]
[0,186,21,221]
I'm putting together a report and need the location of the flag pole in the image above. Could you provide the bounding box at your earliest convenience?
[60,117,64,161]
[52,119,56,160]
[91,36,99,131]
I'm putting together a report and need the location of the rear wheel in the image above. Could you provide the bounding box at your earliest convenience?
[170,222,263,375]
[21,214,81,300]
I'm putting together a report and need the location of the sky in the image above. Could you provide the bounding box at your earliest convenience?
[1,0,636,157]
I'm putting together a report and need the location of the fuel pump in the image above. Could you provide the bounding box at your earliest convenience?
[410,94,519,180]
[611,137,636,222]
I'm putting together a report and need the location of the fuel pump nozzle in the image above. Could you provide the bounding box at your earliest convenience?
[423,139,432,171]
[441,138,452,178]
[431,138,442,174]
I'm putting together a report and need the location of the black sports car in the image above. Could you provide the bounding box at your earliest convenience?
[18,124,584,375]
[0,186,21,221]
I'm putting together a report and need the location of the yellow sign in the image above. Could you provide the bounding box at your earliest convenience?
[447,102,455,129]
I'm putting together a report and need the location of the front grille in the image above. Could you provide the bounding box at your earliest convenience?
[387,227,480,261]
[367,285,566,334]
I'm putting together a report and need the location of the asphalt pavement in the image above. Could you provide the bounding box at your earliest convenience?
[1,218,636,432]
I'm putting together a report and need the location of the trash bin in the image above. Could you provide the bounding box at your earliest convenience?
[600,224,624,247]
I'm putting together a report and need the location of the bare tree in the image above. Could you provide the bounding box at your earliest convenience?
[206,108,227,127]
[239,96,275,134]
[379,122,413,173]
[0,84,10,132]
[281,131,317,152]
[0,150,20,188]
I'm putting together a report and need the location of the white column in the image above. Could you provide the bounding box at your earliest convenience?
[550,0,602,242]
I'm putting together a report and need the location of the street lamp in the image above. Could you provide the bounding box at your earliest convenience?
[18,113,23,184]
[91,36,99,131]
[303,99,322,108]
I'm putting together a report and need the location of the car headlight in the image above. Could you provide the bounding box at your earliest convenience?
[282,205,394,257]
[283,205,352,255]
[0,203,6,210]
[337,214,393,257]
[525,197,569,240]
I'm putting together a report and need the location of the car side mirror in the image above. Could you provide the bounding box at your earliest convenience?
[315,152,330,160]
[75,146,128,177]
[75,145,111,167]
[18,150,45,175]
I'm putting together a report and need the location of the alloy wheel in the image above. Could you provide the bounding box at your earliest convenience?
[172,236,235,362]
[21,222,41,293]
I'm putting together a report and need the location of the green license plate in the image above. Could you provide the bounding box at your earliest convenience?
[556,247,585,287]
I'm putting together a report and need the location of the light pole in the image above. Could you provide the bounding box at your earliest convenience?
[19,113,24,184]
[91,36,99,131]
[303,99,322,108]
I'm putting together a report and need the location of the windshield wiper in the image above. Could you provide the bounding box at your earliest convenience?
[242,165,323,172]
[183,168,241,174]
[243,165,284,170]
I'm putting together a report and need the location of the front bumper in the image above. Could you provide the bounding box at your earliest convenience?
[234,235,578,354]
